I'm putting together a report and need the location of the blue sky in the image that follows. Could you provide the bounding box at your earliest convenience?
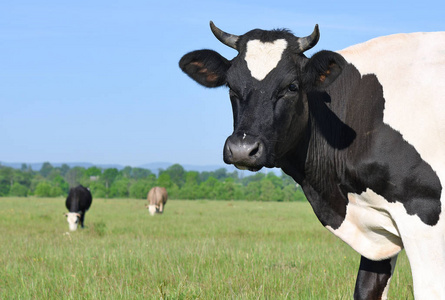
[1,0,444,168]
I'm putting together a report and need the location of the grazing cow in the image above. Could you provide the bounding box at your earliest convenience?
[179,22,445,299]
[146,187,168,216]
[64,185,92,231]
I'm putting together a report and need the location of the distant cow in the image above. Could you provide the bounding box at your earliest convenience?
[146,187,167,216]
[64,185,92,231]
[180,22,445,299]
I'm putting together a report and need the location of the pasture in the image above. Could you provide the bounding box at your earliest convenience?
[0,197,413,299]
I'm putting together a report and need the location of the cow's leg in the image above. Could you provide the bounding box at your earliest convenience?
[159,202,164,213]
[400,227,445,299]
[389,202,445,299]
[354,255,397,300]
[80,212,85,228]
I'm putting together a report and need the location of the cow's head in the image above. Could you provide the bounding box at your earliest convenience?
[64,212,81,231]
[180,22,345,171]
[145,204,157,216]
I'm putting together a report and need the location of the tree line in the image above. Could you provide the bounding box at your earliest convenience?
[0,162,307,202]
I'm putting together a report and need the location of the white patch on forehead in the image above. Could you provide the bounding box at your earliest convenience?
[245,39,287,81]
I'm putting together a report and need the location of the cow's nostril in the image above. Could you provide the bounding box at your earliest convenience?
[249,143,260,157]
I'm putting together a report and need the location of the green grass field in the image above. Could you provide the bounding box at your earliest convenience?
[0,197,413,299]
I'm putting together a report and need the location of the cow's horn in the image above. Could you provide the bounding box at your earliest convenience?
[210,21,239,50]
[298,24,320,52]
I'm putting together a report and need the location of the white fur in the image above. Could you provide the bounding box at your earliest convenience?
[245,39,287,81]
[326,189,403,261]
[148,205,156,216]
[335,32,445,299]
[66,212,80,231]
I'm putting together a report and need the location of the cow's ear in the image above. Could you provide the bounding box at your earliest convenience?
[304,50,347,91]
[179,50,231,88]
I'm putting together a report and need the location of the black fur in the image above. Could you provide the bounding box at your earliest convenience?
[354,256,393,300]
[179,50,230,87]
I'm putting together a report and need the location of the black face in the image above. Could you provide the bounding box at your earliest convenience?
[222,49,310,171]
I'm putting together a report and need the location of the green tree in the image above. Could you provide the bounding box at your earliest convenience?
[199,168,237,183]
[34,181,52,197]
[217,177,242,200]
[199,177,222,199]
[245,181,261,201]
[157,173,173,188]
[266,172,283,189]
[161,164,185,187]
[102,168,118,190]
[47,168,61,180]
[109,178,130,198]
[213,168,228,180]
[59,164,70,176]
[0,167,14,187]
[242,172,265,186]
[50,185,64,197]
[259,179,276,201]
[14,169,32,188]
[156,173,179,198]
[85,166,102,177]
[199,171,211,183]
[129,179,155,199]
[51,175,70,194]
[120,166,132,178]
[180,171,200,199]
[65,167,86,187]
[10,182,28,197]
[0,167,14,195]
[132,168,153,179]
[39,162,54,178]
[89,181,107,198]
[29,174,44,195]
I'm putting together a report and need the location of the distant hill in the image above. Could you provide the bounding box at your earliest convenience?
[0,162,124,171]
[0,161,281,175]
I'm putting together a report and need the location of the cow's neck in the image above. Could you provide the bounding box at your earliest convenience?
[279,90,353,228]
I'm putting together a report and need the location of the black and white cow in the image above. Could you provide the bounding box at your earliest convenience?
[180,22,445,299]
[65,185,92,231]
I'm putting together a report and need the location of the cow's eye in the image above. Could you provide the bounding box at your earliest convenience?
[288,83,298,92]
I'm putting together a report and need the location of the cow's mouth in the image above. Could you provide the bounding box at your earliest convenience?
[234,164,263,172]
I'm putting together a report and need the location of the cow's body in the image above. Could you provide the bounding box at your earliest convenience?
[180,22,445,299]
[332,33,445,298]
[147,187,168,216]
[65,185,92,231]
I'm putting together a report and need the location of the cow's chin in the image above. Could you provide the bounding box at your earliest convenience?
[234,164,263,172]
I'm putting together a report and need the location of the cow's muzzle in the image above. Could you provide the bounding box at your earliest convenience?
[223,134,265,171]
